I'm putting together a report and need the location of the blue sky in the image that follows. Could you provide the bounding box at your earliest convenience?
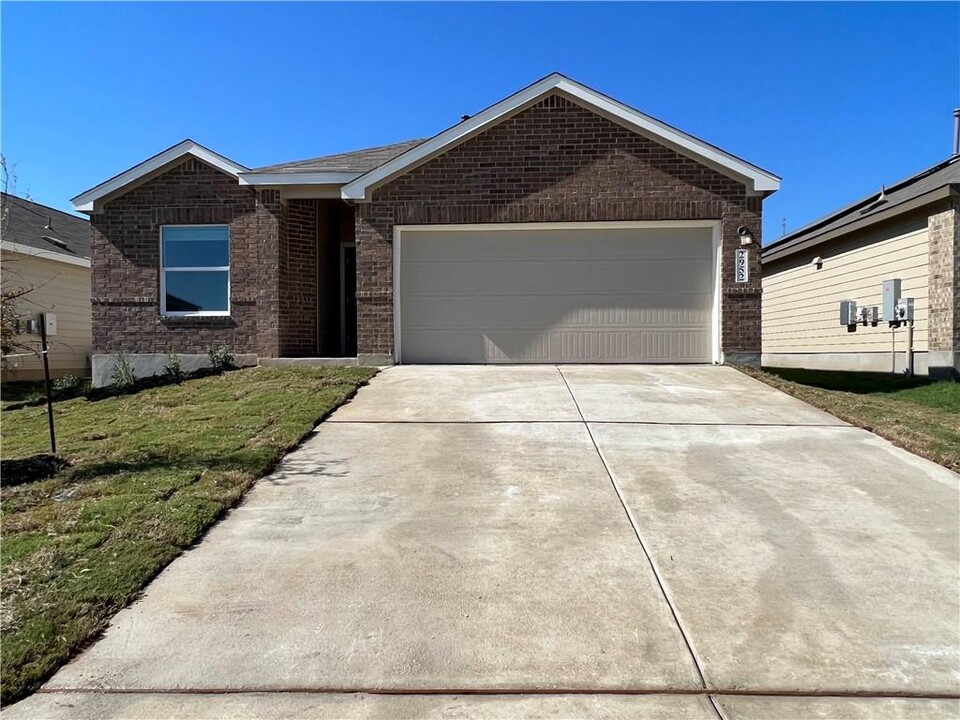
[2,2,957,242]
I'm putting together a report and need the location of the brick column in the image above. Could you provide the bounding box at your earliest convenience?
[720,197,763,366]
[927,201,959,378]
[256,189,283,358]
[354,205,396,364]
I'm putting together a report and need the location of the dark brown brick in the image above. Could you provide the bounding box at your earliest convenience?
[355,93,763,357]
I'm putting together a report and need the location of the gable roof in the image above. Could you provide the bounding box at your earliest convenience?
[342,72,781,201]
[2,193,91,266]
[72,139,248,213]
[763,155,960,264]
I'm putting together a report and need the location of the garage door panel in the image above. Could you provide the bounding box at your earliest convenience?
[404,228,711,261]
[399,226,714,364]
[402,259,713,296]
[402,294,712,331]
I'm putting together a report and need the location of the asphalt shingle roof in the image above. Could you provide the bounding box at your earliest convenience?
[764,156,960,259]
[2,193,90,259]
[249,139,428,175]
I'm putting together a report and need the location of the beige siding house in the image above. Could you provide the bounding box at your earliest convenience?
[762,157,959,377]
[1,193,92,381]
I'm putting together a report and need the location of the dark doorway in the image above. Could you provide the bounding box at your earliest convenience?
[341,243,357,356]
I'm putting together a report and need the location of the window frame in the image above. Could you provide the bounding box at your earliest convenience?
[159,224,231,318]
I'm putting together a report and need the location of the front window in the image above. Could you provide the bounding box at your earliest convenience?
[160,225,230,316]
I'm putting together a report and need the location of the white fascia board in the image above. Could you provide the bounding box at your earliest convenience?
[71,140,248,213]
[343,73,780,201]
[237,171,360,186]
[1,241,91,268]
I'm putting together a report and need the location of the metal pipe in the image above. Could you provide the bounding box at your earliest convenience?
[39,315,57,453]
[891,326,897,374]
[954,109,960,156]
[905,322,915,377]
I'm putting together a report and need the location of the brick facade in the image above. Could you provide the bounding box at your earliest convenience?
[93,94,769,366]
[92,158,260,354]
[280,199,320,356]
[355,93,763,361]
[927,200,959,363]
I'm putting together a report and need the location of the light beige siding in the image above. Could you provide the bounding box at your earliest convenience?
[2,250,92,378]
[762,216,929,357]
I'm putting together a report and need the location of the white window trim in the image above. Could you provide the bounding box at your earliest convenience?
[159,224,231,318]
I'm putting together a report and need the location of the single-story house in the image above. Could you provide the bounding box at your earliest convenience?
[762,155,959,378]
[1,193,92,381]
[71,73,780,385]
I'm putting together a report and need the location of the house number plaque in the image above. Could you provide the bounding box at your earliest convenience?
[735,248,749,283]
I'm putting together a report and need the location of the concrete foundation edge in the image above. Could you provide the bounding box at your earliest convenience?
[723,352,760,367]
[91,353,258,388]
[762,351,942,376]
[357,353,394,367]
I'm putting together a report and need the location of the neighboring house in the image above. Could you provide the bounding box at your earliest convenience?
[71,73,780,385]
[762,156,959,378]
[1,193,92,381]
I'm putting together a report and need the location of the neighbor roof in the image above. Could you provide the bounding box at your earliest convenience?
[2,193,90,266]
[763,156,960,263]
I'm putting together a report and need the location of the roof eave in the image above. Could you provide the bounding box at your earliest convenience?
[762,184,958,264]
[71,140,248,214]
[237,171,361,186]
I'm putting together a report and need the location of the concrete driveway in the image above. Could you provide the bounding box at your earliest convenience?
[6,366,959,719]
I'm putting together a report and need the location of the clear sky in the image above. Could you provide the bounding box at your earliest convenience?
[2,2,957,242]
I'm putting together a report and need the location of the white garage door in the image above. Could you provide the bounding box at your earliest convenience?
[397,224,717,364]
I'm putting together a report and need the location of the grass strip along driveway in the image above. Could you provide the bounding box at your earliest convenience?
[740,366,960,472]
[0,366,375,706]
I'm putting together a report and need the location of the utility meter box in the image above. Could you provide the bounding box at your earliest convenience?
[41,313,57,336]
[840,300,857,326]
[895,297,914,323]
[882,279,902,323]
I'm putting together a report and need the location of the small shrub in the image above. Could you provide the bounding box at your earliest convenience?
[52,374,81,393]
[111,352,135,388]
[162,353,183,379]
[208,346,236,369]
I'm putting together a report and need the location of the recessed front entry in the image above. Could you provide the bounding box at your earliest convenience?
[395,223,719,364]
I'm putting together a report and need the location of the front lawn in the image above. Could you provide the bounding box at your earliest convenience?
[740,366,960,471]
[0,365,376,705]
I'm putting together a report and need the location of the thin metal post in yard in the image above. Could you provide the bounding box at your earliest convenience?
[905,322,915,378]
[39,314,56,453]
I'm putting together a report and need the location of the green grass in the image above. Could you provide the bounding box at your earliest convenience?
[0,365,376,705]
[740,366,960,471]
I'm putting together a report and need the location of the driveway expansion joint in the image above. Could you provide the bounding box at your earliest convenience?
[35,687,960,700]
[555,366,713,695]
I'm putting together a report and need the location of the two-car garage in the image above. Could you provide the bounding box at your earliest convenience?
[395,222,720,364]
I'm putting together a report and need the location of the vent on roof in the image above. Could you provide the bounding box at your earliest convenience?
[41,235,69,250]
[860,185,887,214]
